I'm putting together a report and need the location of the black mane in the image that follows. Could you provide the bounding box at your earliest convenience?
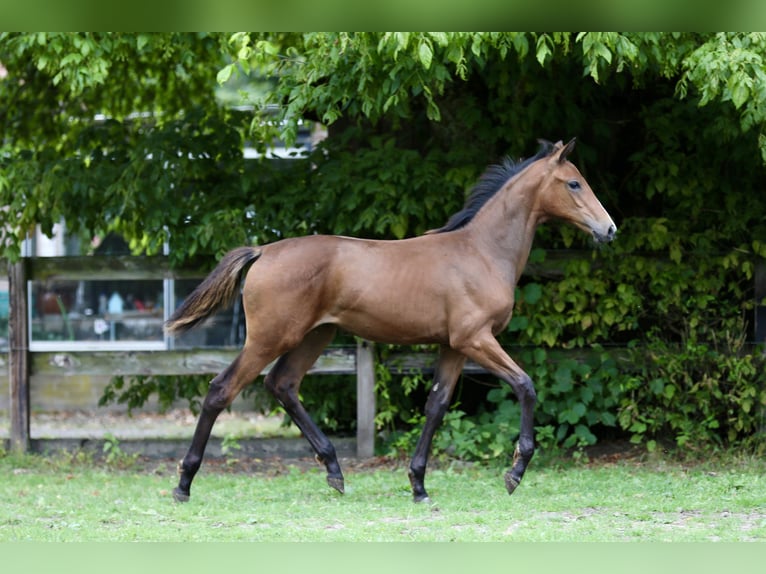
[432,141,554,234]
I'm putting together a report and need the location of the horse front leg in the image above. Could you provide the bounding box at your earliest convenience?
[457,334,537,495]
[503,370,536,494]
[408,346,465,503]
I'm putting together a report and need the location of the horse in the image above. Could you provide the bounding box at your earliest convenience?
[166,138,616,504]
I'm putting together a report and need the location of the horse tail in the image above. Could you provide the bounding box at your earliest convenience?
[164,246,262,335]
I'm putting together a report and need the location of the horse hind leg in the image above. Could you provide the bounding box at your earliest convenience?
[263,324,345,493]
[173,347,273,503]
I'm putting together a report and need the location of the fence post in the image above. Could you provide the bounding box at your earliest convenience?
[8,259,30,453]
[355,339,375,458]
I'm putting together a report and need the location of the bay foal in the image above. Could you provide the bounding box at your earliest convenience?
[167,139,616,503]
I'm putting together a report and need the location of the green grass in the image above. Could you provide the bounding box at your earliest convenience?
[1,449,765,542]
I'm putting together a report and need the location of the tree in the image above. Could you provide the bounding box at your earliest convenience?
[3,33,766,262]
[1,32,246,262]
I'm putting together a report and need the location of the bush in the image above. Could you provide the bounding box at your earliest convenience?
[619,331,766,452]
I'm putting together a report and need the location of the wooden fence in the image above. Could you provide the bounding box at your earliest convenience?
[6,256,386,457]
[4,252,582,457]
[6,253,765,458]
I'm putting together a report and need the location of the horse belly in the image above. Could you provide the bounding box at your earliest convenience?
[330,288,449,345]
[336,314,449,345]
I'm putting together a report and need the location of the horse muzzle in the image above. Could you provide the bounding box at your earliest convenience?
[592,223,617,243]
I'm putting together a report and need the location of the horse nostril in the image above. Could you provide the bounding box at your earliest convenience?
[607,224,617,240]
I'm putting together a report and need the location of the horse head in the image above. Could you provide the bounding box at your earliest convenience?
[537,138,616,243]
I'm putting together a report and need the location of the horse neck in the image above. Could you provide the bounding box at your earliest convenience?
[466,174,544,282]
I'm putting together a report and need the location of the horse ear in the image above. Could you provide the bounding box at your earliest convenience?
[557,138,576,163]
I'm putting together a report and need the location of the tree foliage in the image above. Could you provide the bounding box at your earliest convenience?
[2,32,765,451]
[3,32,766,258]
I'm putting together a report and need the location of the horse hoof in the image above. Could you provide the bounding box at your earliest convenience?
[504,472,520,495]
[327,475,345,494]
[413,494,431,504]
[172,487,190,503]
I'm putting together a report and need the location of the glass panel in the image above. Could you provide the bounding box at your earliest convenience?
[171,279,246,348]
[30,279,164,344]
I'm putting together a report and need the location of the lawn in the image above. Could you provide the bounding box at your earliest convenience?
[1,447,764,542]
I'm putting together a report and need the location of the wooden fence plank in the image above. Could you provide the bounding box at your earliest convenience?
[355,340,376,458]
[8,260,30,452]
[31,347,357,377]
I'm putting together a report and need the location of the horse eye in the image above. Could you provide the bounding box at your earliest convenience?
[567,180,581,192]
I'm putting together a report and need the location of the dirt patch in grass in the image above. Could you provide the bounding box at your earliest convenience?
[128,439,645,480]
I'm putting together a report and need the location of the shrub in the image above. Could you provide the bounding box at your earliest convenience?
[619,330,766,452]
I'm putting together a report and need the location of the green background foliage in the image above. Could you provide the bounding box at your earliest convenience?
[2,33,765,457]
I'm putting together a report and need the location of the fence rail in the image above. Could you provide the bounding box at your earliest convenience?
[6,256,385,456]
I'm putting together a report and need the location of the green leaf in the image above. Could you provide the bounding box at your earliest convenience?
[571,402,587,420]
[428,32,449,47]
[256,40,279,56]
[574,424,597,445]
[418,41,433,70]
[507,315,529,332]
[730,81,750,109]
[535,35,552,66]
[136,34,149,51]
[523,282,543,305]
[600,412,617,427]
[553,364,573,393]
[216,63,235,85]
[390,217,407,239]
